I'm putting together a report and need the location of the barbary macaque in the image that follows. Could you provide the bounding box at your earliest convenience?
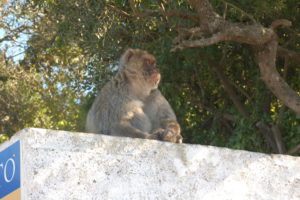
[86,49,182,143]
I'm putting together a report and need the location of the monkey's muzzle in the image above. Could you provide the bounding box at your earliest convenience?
[144,67,161,87]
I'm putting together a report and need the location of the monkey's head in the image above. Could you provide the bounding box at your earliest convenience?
[120,49,161,90]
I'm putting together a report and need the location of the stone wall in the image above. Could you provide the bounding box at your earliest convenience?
[0,128,299,200]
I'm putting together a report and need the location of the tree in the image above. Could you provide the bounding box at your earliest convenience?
[0,0,299,154]
[128,0,300,153]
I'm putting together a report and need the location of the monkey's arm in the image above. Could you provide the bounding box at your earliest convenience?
[112,120,158,140]
[156,103,182,143]
[111,100,159,140]
[145,90,183,143]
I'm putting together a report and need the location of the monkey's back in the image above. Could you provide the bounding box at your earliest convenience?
[85,72,133,134]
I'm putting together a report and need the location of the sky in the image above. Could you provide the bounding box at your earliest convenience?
[0,28,29,62]
[0,1,31,63]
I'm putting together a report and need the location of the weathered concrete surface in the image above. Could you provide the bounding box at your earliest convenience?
[1,128,299,200]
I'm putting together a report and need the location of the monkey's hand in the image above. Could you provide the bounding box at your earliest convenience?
[164,121,183,143]
[147,128,164,140]
[151,127,183,143]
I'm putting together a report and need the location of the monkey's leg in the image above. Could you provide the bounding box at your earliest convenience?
[111,121,159,140]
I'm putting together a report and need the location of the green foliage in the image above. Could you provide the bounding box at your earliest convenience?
[0,0,299,155]
[0,54,84,137]
[0,134,9,143]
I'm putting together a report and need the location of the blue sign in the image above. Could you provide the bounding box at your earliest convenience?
[0,141,21,198]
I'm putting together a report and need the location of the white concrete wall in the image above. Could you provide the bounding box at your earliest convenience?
[1,128,299,200]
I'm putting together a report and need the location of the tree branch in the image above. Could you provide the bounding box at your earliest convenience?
[277,46,300,67]
[0,25,31,44]
[255,121,287,153]
[288,144,300,155]
[106,4,131,17]
[179,0,300,115]
[146,10,199,22]
[270,124,286,154]
[173,23,275,50]
[131,0,300,115]
[191,99,235,122]
[129,0,199,22]
[254,40,300,115]
[269,19,292,29]
[208,59,250,119]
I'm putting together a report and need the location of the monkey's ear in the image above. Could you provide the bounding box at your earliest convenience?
[120,49,134,68]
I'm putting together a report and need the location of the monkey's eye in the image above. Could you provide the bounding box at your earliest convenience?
[145,58,156,67]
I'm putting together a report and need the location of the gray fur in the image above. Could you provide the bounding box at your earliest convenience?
[86,49,182,143]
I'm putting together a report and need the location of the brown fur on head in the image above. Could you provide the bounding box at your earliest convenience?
[120,49,161,90]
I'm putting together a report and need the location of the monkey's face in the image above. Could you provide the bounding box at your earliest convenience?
[120,49,161,89]
[142,54,161,89]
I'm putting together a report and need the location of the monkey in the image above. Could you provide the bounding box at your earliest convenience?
[86,49,182,143]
